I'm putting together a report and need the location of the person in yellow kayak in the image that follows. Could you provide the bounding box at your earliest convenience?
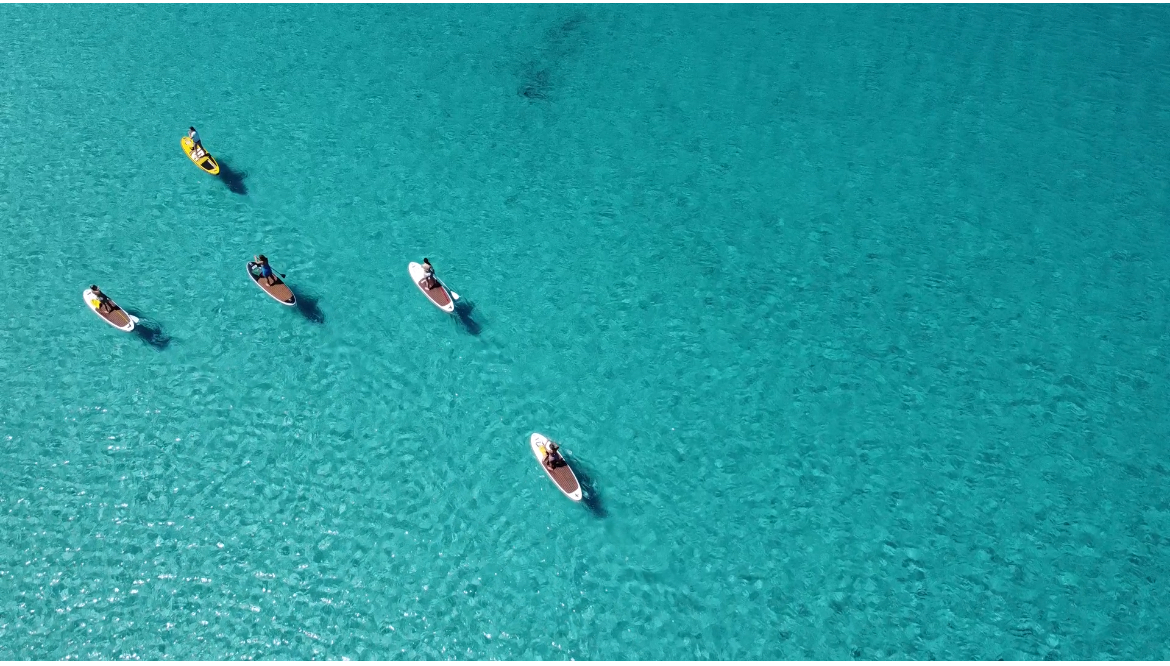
[188,127,205,158]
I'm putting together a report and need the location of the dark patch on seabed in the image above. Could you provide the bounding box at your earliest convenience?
[519,67,551,101]
[517,14,587,102]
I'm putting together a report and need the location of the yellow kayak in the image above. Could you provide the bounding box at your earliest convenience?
[181,136,220,175]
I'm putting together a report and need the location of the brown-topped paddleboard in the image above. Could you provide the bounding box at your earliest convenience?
[83,288,136,332]
[530,433,582,501]
[409,261,455,313]
[247,261,296,306]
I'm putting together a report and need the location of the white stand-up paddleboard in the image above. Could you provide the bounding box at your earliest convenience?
[409,262,455,313]
[530,433,582,501]
[247,262,296,306]
[83,288,137,332]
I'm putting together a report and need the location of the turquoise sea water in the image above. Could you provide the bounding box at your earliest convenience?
[2,4,1169,659]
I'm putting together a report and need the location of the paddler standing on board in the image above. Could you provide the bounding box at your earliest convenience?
[420,258,438,289]
[188,126,204,157]
[249,255,277,286]
[543,442,566,470]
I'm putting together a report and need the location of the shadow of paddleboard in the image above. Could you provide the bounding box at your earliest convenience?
[294,291,325,324]
[215,158,248,195]
[570,458,606,518]
[123,309,171,350]
[454,299,481,336]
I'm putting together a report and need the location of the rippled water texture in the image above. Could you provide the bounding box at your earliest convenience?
[1,4,1169,659]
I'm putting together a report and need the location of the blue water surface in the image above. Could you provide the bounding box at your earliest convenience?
[1,4,1169,660]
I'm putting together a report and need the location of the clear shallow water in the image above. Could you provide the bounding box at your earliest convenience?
[1,4,1169,659]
